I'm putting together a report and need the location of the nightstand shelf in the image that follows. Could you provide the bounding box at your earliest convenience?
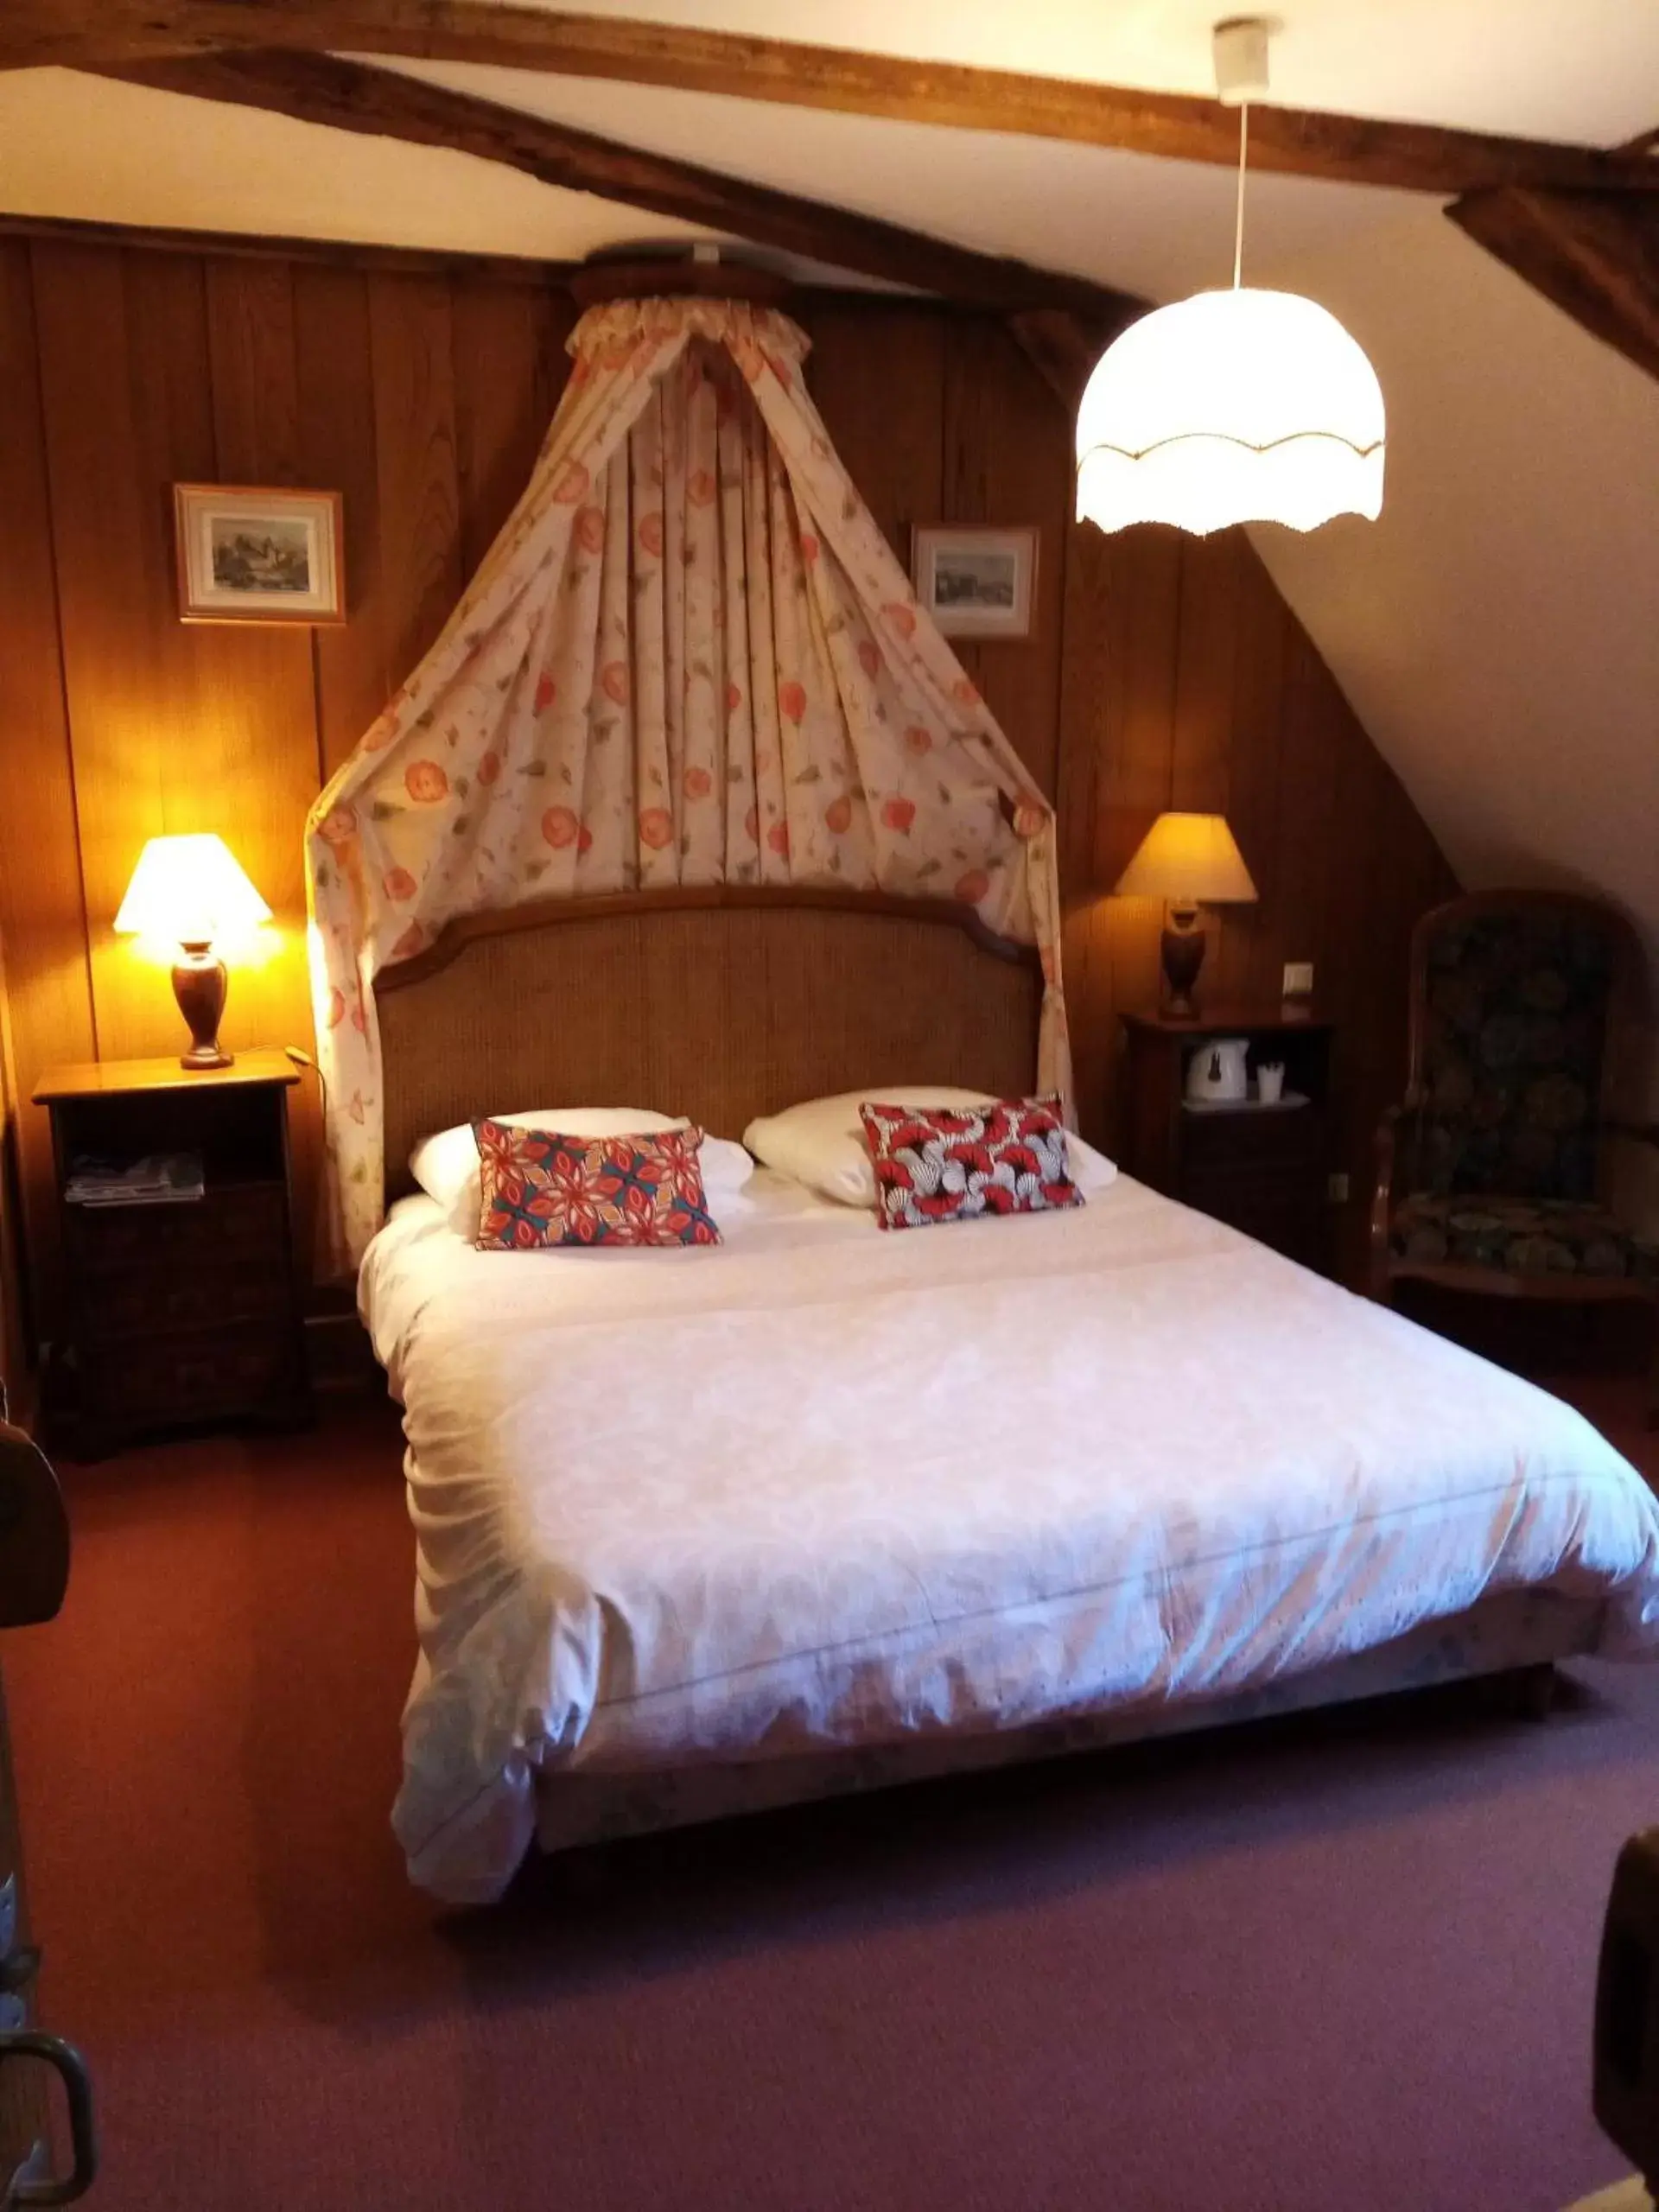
[33,1052,311,1456]
[1118,1008,1336,1273]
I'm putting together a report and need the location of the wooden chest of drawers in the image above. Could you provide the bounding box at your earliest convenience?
[33,1053,310,1457]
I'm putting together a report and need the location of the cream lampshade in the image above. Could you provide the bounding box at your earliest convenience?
[1075,288,1386,537]
[1074,16,1385,539]
[1114,811,1257,1017]
[114,833,271,1071]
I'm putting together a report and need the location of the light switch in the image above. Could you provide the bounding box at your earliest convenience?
[1282,961,1314,997]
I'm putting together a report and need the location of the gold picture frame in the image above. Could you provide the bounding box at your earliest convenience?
[174,483,345,626]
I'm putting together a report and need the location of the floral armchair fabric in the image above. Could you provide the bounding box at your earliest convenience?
[1379,895,1659,1294]
[1417,906,1614,1202]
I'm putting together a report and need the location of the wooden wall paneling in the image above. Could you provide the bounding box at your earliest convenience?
[1168,531,1241,817]
[293,263,390,777]
[1210,541,1290,1009]
[1166,529,1242,984]
[30,241,178,1069]
[367,270,463,692]
[0,240,96,1336]
[201,255,330,1255]
[939,319,1071,799]
[121,250,317,1071]
[1096,527,1182,876]
[1319,699,1389,1227]
[1267,626,1343,1008]
[1054,516,1117,1144]
[1096,534,1168,1108]
[1093,525,1184,1040]
[205,257,303,486]
[451,275,574,577]
[0,931,29,1407]
[800,304,945,571]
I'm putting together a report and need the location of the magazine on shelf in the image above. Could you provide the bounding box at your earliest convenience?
[63,1153,207,1207]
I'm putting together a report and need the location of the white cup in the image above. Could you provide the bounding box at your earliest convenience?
[1257,1062,1286,1104]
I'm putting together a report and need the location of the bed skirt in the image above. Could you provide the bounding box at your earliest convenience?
[532,1586,1605,1856]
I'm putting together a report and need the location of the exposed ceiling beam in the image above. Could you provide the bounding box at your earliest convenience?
[1004,308,1119,419]
[1447,185,1659,385]
[15,3,1659,198]
[93,48,1141,326]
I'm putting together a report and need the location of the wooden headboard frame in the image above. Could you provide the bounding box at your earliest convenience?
[375,883,1043,1205]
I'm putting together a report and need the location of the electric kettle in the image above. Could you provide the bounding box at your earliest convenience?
[1185,1037,1250,1104]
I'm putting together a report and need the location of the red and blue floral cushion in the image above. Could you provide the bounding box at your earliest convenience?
[474,1119,720,1249]
[857,1096,1083,1231]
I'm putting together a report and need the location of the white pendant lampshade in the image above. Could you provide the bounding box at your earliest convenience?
[1076,16,1386,538]
[1076,288,1385,536]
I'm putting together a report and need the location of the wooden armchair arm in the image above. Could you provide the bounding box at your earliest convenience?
[1370,1095,1425,1300]
[0,1419,68,1629]
[1603,1119,1659,1149]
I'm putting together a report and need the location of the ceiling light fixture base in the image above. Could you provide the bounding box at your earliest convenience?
[1213,16,1272,106]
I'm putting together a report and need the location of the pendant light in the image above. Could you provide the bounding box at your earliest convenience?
[1075,17,1385,537]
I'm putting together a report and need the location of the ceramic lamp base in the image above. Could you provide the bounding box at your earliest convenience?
[1160,909,1208,1018]
[171,942,232,1071]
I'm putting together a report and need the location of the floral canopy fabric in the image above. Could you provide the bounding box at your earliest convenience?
[305,295,1071,1268]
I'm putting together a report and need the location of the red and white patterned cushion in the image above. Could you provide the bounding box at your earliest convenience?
[474,1120,720,1249]
[857,1096,1084,1231]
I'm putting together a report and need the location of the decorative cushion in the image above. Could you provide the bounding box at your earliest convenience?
[414,1109,752,1238]
[858,1096,1084,1231]
[412,1107,683,1213]
[745,1087,1117,1209]
[474,1120,720,1249]
[1391,1190,1658,1286]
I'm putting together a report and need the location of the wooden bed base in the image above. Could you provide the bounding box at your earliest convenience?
[526,1594,1593,1859]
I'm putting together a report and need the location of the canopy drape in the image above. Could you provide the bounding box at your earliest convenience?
[305,296,1071,1268]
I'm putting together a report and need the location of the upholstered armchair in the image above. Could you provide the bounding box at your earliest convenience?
[1370,889,1658,1416]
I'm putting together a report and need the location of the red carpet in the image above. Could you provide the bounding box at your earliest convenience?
[5,1374,1657,2212]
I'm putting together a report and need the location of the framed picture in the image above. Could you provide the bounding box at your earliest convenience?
[173,484,345,625]
[911,524,1039,641]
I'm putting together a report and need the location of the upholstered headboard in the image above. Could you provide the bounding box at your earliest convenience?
[376,885,1042,1203]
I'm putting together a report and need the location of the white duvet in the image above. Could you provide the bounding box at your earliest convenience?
[360,1172,1659,1902]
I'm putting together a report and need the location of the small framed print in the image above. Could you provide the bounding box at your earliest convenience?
[174,484,345,625]
[911,524,1039,641]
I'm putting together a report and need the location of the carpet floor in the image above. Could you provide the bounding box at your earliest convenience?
[5,1365,1657,2212]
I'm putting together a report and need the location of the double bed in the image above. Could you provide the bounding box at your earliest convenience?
[359,887,1659,1904]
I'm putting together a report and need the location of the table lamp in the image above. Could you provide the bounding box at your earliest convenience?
[113,834,271,1071]
[1114,811,1257,1016]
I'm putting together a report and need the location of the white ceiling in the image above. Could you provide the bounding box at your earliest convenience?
[1,2,1654,294]
[0,70,726,267]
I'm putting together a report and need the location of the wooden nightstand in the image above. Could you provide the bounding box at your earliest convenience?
[1118,1008,1336,1273]
[32,1052,310,1456]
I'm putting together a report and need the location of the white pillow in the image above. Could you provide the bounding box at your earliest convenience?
[743,1089,1117,1208]
[1064,1130,1118,1195]
[410,1109,753,1238]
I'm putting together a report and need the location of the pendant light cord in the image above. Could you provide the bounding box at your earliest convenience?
[1232,99,1249,289]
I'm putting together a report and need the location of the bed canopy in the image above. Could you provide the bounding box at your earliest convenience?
[304,285,1071,1268]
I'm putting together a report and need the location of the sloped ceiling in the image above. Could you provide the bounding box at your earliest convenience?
[1249,201,1659,957]
[0,2,1656,1035]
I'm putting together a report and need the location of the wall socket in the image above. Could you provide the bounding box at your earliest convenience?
[1282,960,1315,997]
[1327,1172,1351,1205]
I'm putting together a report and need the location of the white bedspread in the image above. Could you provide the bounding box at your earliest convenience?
[360,1173,1659,1902]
